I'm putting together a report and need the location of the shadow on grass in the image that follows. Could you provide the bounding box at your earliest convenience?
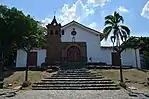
[137,68,148,73]
[3,67,46,79]
[3,70,14,79]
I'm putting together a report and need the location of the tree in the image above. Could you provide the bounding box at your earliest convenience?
[0,5,31,88]
[0,5,46,88]
[143,51,149,69]
[103,11,130,83]
[17,16,46,86]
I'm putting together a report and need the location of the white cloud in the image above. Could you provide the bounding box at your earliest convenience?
[100,28,104,33]
[101,38,124,46]
[87,0,111,7]
[118,6,129,13]
[87,0,95,4]
[101,10,106,18]
[58,3,80,25]
[76,0,87,9]
[141,1,149,19]
[85,8,95,16]
[41,18,52,27]
[42,0,97,26]
[88,22,97,29]
[42,0,111,26]
[101,39,113,46]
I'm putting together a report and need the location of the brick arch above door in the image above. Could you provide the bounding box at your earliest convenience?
[65,44,82,56]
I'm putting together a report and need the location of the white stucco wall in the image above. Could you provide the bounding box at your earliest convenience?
[100,48,141,67]
[61,24,101,62]
[121,49,141,68]
[100,49,112,64]
[16,50,27,67]
[16,49,46,67]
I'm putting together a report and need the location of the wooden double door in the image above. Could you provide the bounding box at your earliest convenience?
[112,52,120,66]
[27,52,37,67]
[67,46,81,62]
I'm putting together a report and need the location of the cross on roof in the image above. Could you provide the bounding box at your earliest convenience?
[54,11,56,16]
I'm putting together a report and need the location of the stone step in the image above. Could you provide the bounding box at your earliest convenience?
[34,81,114,84]
[58,72,91,74]
[54,74,99,76]
[59,69,88,71]
[45,76,103,79]
[54,74,101,77]
[59,70,89,71]
[32,86,120,90]
[51,75,101,77]
[59,70,87,71]
[52,74,97,76]
[60,68,88,71]
[58,71,90,73]
[52,74,96,76]
[52,73,102,76]
[56,73,97,75]
[53,73,96,75]
[32,84,118,87]
[42,78,112,81]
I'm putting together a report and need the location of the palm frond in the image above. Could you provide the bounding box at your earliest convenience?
[120,25,130,36]
[121,29,129,41]
[110,36,116,43]
[119,31,124,41]
[103,26,112,40]
[118,16,124,23]
[105,15,114,20]
[104,20,114,26]
[105,15,114,23]
[114,11,124,23]
[113,29,116,35]
[114,11,119,23]
[114,11,118,17]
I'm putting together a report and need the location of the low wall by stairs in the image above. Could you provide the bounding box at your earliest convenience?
[60,62,86,69]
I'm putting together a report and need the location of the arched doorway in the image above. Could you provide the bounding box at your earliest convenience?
[67,46,81,62]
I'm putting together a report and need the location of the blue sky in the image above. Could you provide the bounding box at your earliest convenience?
[0,0,149,45]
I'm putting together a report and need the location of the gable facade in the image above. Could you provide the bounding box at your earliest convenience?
[61,22,102,62]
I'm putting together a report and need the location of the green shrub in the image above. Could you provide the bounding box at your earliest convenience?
[143,51,149,69]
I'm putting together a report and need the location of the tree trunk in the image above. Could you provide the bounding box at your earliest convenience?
[0,51,6,88]
[119,51,123,82]
[135,49,138,69]
[25,51,29,81]
[0,61,4,88]
[118,39,123,83]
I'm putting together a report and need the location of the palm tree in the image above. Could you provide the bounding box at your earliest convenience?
[103,11,130,83]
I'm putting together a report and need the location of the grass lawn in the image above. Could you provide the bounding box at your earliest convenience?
[3,70,56,89]
[90,69,149,90]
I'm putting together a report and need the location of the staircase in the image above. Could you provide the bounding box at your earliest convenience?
[32,69,120,90]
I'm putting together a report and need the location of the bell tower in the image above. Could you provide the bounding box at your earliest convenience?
[45,16,61,65]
